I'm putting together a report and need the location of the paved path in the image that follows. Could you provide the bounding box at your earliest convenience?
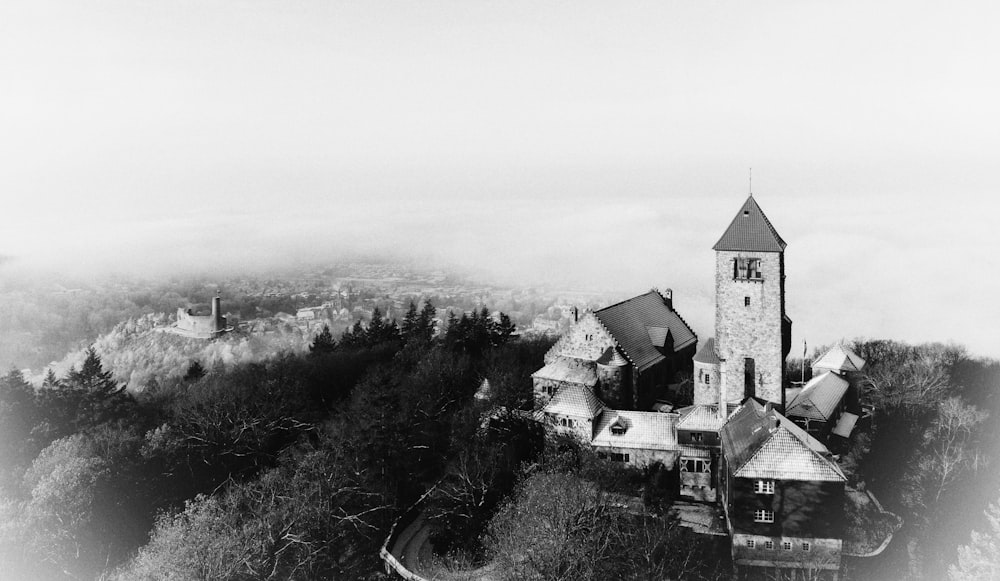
[388,514,502,581]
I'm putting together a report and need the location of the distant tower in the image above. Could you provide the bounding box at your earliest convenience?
[713,196,792,408]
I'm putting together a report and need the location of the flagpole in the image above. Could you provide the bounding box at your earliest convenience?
[801,339,807,384]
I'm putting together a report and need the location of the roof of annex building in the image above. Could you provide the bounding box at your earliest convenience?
[531,357,598,387]
[721,400,845,482]
[594,290,697,372]
[592,410,679,451]
[786,371,849,422]
[676,403,740,431]
[543,383,606,419]
[813,343,867,373]
[713,195,787,253]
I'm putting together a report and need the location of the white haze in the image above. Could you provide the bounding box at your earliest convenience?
[1,1,999,356]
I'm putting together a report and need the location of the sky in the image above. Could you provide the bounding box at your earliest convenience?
[1,0,999,356]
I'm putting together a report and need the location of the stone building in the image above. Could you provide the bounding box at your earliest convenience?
[173,292,230,339]
[533,289,697,411]
[528,194,886,578]
[720,399,847,574]
[711,195,793,408]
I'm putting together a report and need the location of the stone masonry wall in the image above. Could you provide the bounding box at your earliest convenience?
[715,250,785,406]
[693,360,723,406]
[544,312,617,363]
[731,534,842,571]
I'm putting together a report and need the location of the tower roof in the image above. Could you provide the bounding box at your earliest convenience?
[713,195,787,252]
[693,337,721,365]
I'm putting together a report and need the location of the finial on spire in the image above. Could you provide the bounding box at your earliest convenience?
[749,167,753,197]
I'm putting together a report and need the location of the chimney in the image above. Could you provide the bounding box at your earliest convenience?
[662,288,673,310]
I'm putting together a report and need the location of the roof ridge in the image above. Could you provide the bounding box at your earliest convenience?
[594,289,658,314]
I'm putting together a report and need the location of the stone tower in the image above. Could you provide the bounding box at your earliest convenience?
[713,195,791,409]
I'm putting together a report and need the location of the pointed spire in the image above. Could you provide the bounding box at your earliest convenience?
[713,195,786,252]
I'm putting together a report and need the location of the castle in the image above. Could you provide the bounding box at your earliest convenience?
[532,195,868,576]
[173,292,231,339]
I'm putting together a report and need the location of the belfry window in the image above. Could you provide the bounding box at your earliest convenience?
[734,257,763,280]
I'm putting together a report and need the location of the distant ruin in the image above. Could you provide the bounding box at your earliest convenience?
[172,292,231,339]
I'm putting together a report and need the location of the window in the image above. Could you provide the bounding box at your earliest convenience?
[802,542,811,552]
[754,480,775,494]
[753,509,774,523]
[783,541,792,551]
[744,296,751,307]
[746,539,755,549]
[610,452,630,463]
[703,371,710,384]
[691,432,704,444]
[734,257,763,280]
[764,540,774,550]
[681,458,710,473]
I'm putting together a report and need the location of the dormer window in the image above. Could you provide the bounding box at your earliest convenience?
[610,417,628,436]
[734,257,763,280]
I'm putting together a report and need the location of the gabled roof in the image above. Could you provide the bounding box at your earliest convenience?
[592,410,679,451]
[720,400,845,482]
[713,196,787,253]
[813,343,867,374]
[676,403,739,431]
[594,291,697,371]
[531,358,598,387]
[786,371,849,421]
[693,338,721,365]
[543,383,605,419]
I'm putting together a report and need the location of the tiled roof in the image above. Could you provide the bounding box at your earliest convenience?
[712,196,787,253]
[596,346,629,367]
[693,338,721,365]
[786,371,849,421]
[676,403,739,431]
[832,412,860,439]
[736,429,846,481]
[813,343,867,373]
[721,400,844,482]
[531,358,598,386]
[592,410,679,451]
[543,383,606,419]
[595,291,697,371]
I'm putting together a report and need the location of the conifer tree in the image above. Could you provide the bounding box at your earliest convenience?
[309,324,337,354]
[400,301,419,341]
[417,300,437,341]
[366,307,387,346]
[42,369,61,389]
[66,347,121,396]
[184,361,206,381]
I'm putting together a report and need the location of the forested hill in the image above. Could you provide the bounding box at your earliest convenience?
[0,329,998,580]
[38,312,316,391]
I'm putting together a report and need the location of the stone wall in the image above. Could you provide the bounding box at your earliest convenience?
[693,361,722,406]
[731,534,842,571]
[592,446,679,469]
[544,312,617,363]
[715,250,786,406]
